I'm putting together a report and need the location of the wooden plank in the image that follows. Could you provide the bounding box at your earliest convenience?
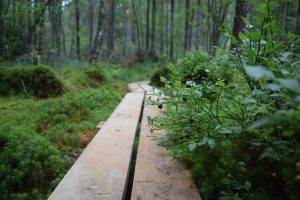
[48,93,144,200]
[94,121,105,134]
[131,105,201,200]
[128,81,150,93]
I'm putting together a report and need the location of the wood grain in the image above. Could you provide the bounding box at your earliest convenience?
[48,93,144,200]
[131,105,201,200]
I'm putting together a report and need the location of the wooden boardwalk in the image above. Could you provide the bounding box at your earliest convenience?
[48,82,201,200]
[48,93,144,200]
[130,84,201,200]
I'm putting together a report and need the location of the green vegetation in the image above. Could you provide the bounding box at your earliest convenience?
[150,68,172,87]
[0,66,64,98]
[1,0,299,199]
[0,62,161,200]
[150,8,300,200]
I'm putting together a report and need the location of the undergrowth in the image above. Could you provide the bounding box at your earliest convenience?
[150,4,300,200]
[0,62,160,199]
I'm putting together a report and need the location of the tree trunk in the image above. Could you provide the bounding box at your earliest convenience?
[150,0,157,52]
[122,3,128,56]
[107,0,115,57]
[89,0,105,64]
[0,1,3,58]
[146,0,150,50]
[138,0,144,48]
[169,0,175,61]
[184,0,191,51]
[88,0,94,52]
[231,0,248,49]
[296,0,300,34]
[195,0,202,49]
[49,0,62,56]
[75,0,80,60]
[159,0,164,53]
[132,0,141,50]
[21,0,50,54]
[165,1,169,50]
[211,1,230,50]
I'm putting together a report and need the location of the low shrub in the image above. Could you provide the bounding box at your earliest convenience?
[80,65,107,87]
[0,86,123,199]
[0,128,69,200]
[0,66,64,98]
[151,9,300,199]
[150,68,172,87]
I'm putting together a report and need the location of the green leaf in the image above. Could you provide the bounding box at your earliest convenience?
[248,116,271,129]
[231,35,238,45]
[244,181,252,191]
[244,66,274,80]
[239,32,248,41]
[259,147,280,161]
[215,81,225,87]
[188,142,197,152]
[247,31,261,40]
[282,130,294,137]
[218,128,233,134]
[195,90,202,97]
[277,79,300,93]
[207,138,216,149]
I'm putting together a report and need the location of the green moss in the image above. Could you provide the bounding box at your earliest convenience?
[0,66,64,98]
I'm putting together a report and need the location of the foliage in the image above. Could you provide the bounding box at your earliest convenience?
[0,61,162,199]
[151,5,300,199]
[0,128,69,200]
[0,66,64,98]
[81,64,107,87]
[150,68,172,87]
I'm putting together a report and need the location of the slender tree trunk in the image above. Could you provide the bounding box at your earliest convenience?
[231,0,248,49]
[22,0,51,54]
[60,20,67,56]
[169,0,175,61]
[89,0,105,64]
[122,4,128,56]
[138,0,144,48]
[165,1,169,50]
[159,0,164,53]
[184,0,191,51]
[107,0,115,57]
[49,0,62,56]
[195,0,202,49]
[146,0,150,50]
[88,0,94,52]
[0,1,3,58]
[206,0,212,52]
[132,0,141,50]
[295,0,300,54]
[296,0,300,34]
[211,1,230,49]
[150,0,156,52]
[75,0,80,60]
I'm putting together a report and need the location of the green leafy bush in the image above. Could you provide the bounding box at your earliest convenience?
[151,5,300,199]
[150,68,172,87]
[0,66,64,98]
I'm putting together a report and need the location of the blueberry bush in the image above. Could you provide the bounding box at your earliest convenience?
[151,3,300,199]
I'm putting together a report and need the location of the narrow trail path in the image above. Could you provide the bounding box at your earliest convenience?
[48,82,201,200]
[129,82,201,200]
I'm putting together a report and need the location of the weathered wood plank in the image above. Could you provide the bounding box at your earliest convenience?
[131,105,201,200]
[48,93,144,200]
[128,81,151,93]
